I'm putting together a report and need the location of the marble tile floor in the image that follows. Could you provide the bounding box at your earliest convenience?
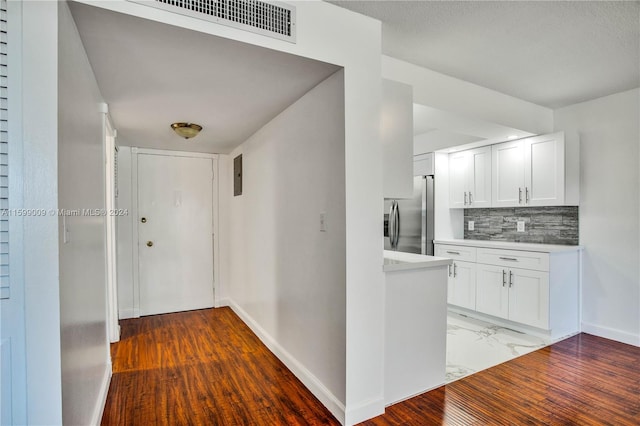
[446,311,549,383]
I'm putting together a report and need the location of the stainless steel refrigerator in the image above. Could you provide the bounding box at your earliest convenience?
[384,175,435,255]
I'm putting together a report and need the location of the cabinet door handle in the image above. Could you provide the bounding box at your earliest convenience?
[526,187,530,204]
[469,192,473,204]
[499,256,518,261]
[502,269,506,287]
[464,192,468,205]
[453,263,457,278]
[447,250,461,255]
[448,264,452,277]
[518,187,523,204]
[509,270,514,287]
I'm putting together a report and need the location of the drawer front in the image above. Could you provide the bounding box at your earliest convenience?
[435,244,477,262]
[477,248,549,271]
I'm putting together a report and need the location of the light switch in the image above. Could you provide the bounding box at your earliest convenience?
[517,221,525,232]
[320,212,327,232]
[468,220,474,231]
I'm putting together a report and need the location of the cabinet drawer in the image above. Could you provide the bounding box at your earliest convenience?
[435,244,476,262]
[477,248,549,271]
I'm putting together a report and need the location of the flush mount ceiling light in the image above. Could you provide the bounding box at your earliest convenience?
[171,122,203,139]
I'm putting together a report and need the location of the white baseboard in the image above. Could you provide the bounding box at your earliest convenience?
[228,300,346,424]
[344,396,385,426]
[581,322,640,347]
[90,362,112,426]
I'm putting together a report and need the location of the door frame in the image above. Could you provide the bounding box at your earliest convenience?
[103,109,120,342]
[130,148,220,317]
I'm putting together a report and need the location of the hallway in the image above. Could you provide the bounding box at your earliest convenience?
[102,308,339,425]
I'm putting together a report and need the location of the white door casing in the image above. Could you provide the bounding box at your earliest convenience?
[103,109,120,342]
[135,150,216,316]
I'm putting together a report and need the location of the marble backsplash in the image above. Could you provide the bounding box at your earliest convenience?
[464,206,579,245]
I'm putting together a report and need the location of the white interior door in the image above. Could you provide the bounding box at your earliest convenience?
[137,153,214,316]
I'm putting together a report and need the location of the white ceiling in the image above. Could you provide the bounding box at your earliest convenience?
[69,3,340,153]
[330,0,640,109]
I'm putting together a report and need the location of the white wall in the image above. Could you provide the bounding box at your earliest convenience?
[21,1,63,424]
[58,2,111,424]
[228,70,347,421]
[554,88,640,346]
[383,55,553,135]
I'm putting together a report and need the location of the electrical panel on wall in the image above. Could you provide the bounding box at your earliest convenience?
[234,154,243,196]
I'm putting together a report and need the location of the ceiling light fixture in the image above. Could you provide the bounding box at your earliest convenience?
[507,135,518,140]
[171,122,203,139]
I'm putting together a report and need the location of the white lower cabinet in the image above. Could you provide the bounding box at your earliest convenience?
[476,264,549,329]
[447,261,476,310]
[435,241,579,338]
[508,268,549,329]
[475,264,509,319]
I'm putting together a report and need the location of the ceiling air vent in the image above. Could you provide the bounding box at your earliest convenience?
[129,0,296,43]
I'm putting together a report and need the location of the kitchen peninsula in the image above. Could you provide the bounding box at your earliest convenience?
[383,250,451,405]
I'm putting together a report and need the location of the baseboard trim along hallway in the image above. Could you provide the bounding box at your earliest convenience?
[90,364,111,426]
[229,300,347,424]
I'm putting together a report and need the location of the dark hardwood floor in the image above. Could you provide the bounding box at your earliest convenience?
[101,307,340,425]
[102,307,640,425]
[363,333,640,425]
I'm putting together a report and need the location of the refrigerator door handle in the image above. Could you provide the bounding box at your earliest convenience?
[389,200,400,250]
[388,201,395,249]
[392,201,400,249]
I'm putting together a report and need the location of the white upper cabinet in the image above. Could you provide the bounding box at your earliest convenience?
[448,146,492,208]
[449,151,468,208]
[414,152,434,176]
[492,132,570,207]
[524,133,565,206]
[382,79,414,199]
[492,140,525,207]
[468,147,492,208]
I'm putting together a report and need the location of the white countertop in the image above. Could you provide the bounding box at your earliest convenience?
[434,239,583,253]
[383,250,452,272]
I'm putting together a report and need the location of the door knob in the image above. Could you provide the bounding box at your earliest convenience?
[146,241,153,247]
[141,217,147,223]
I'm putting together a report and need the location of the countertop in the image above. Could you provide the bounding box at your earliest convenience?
[383,250,452,272]
[434,239,583,253]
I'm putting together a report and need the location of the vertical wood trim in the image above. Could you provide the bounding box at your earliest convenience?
[131,147,140,317]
